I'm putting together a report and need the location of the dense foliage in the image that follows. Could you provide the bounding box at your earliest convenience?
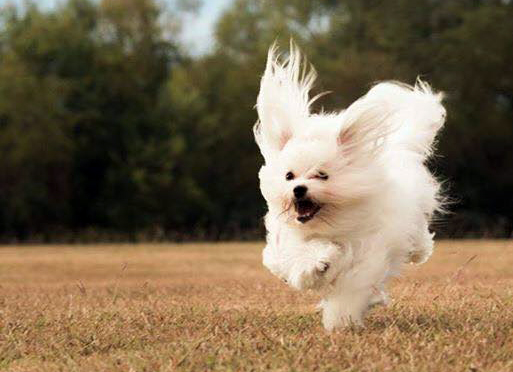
[0,0,511,241]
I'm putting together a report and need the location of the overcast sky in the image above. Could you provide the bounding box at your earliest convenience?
[0,0,233,55]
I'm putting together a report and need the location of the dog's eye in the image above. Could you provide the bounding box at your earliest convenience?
[285,172,295,181]
[316,172,329,180]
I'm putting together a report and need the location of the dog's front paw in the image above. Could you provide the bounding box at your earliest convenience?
[288,258,332,291]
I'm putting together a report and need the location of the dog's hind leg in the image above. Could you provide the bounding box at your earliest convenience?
[368,282,389,308]
[408,222,435,264]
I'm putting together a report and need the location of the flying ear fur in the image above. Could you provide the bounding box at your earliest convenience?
[338,80,446,161]
[254,41,320,161]
[337,97,397,161]
[364,79,446,157]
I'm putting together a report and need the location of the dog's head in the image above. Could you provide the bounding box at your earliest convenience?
[255,43,393,234]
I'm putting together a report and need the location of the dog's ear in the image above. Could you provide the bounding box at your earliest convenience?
[254,42,317,161]
[337,96,396,162]
[254,97,293,159]
[338,81,446,162]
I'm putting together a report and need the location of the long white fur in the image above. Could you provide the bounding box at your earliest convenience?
[255,43,446,331]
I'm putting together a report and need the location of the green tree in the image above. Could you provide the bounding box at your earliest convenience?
[0,0,185,239]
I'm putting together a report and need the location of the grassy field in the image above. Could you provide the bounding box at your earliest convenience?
[0,241,512,372]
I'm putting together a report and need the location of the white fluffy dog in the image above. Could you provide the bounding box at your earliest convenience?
[254,43,446,331]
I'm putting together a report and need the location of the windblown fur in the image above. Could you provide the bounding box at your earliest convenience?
[255,42,446,330]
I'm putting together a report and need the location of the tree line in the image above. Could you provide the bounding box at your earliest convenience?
[0,0,512,242]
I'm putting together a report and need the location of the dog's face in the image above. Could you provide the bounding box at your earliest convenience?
[258,118,384,234]
[255,44,390,235]
[259,132,337,226]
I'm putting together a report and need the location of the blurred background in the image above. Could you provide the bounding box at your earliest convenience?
[0,0,511,242]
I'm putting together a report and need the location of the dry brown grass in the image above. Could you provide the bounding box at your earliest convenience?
[0,240,512,372]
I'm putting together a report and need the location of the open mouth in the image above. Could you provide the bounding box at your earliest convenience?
[294,198,321,223]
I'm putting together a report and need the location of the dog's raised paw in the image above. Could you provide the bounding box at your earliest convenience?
[289,259,331,291]
[317,261,330,273]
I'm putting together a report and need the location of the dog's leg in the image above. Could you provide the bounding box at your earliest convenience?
[320,287,374,331]
[368,282,389,308]
[409,223,434,264]
[287,240,344,291]
[262,242,286,280]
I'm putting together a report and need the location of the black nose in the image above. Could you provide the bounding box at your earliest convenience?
[293,185,307,199]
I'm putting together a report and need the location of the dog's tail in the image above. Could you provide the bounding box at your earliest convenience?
[365,79,446,159]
